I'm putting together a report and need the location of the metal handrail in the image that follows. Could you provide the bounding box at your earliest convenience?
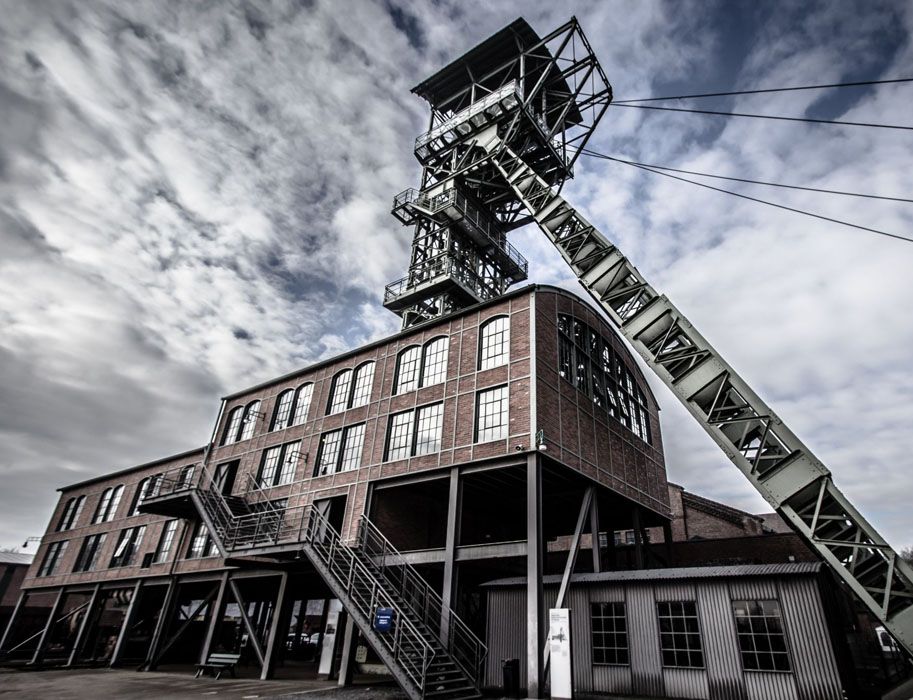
[357,515,488,685]
[303,507,435,694]
[415,80,523,150]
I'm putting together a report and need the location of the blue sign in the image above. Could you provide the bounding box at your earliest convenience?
[374,607,395,632]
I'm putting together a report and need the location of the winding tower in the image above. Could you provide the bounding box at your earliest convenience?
[384,18,613,328]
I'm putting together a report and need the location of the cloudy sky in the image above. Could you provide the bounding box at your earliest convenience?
[1,0,911,554]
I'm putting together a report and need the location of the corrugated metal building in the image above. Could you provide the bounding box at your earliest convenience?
[483,563,846,700]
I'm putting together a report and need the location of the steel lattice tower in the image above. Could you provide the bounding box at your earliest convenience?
[384,18,612,328]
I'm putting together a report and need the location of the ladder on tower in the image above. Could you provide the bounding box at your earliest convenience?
[485,140,913,657]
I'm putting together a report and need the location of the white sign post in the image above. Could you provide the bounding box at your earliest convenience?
[548,608,573,699]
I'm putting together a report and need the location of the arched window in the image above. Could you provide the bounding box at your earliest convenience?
[221,406,244,445]
[479,316,510,370]
[327,363,375,414]
[394,337,449,395]
[328,369,353,414]
[421,337,449,386]
[130,474,162,516]
[351,362,375,408]
[394,346,421,394]
[292,383,314,425]
[56,495,86,532]
[93,484,124,524]
[271,389,295,431]
[239,401,261,441]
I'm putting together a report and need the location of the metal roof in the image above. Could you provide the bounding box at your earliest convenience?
[481,563,822,588]
[0,551,33,565]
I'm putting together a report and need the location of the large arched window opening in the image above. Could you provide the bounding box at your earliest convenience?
[292,383,314,425]
[327,362,375,414]
[271,389,295,431]
[394,337,449,394]
[479,316,510,370]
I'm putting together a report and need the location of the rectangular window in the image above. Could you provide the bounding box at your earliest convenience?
[154,520,179,564]
[732,600,791,671]
[475,385,508,442]
[592,602,628,665]
[109,525,146,568]
[386,410,415,461]
[57,496,86,531]
[415,403,443,455]
[187,523,214,559]
[658,601,704,668]
[258,441,300,487]
[339,424,366,471]
[73,533,107,572]
[316,430,343,476]
[316,426,364,475]
[38,541,68,577]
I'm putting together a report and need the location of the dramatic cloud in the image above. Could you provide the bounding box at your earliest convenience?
[0,0,910,553]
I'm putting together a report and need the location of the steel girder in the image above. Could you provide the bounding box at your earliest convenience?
[487,142,913,656]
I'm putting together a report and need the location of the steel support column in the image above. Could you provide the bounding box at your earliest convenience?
[526,453,543,698]
[260,572,290,680]
[110,580,143,667]
[229,579,266,667]
[632,507,644,570]
[662,521,674,567]
[66,584,100,666]
[0,590,27,652]
[29,586,64,665]
[336,615,358,687]
[441,465,461,645]
[199,572,229,664]
[143,579,177,670]
[590,493,602,573]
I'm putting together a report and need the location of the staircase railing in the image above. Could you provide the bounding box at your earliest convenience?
[357,515,487,686]
[303,506,435,696]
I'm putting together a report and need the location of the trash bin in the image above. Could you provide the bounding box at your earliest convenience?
[501,658,520,698]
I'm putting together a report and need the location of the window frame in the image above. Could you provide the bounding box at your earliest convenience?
[73,533,107,573]
[257,441,302,488]
[731,599,792,673]
[186,523,216,559]
[270,389,295,431]
[383,401,445,461]
[130,474,163,516]
[38,540,68,577]
[56,495,86,532]
[657,600,705,669]
[327,361,377,415]
[292,383,314,425]
[474,385,509,443]
[314,424,366,476]
[478,316,510,370]
[109,525,146,568]
[591,602,629,666]
[93,485,124,524]
[153,520,179,564]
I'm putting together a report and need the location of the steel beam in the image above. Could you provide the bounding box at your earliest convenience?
[143,579,177,670]
[199,572,229,664]
[441,466,461,645]
[590,493,602,573]
[632,507,645,570]
[0,590,27,652]
[336,614,358,687]
[260,572,290,680]
[526,452,543,698]
[110,580,143,667]
[149,585,217,669]
[29,586,64,666]
[228,579,265,667]
[66,584,100,666]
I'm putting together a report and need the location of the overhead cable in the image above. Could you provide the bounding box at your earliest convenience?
[586,153,913,244]
[613,77,913,104]
[580,150,913,204]
[609,103,913,131]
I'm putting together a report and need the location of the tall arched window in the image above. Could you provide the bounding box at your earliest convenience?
[327,363,375,414]
[271,390,295,431]
[221,407,244,445]
[328,369,353,414]
[394,337,449,395]
[292,383,314,425]
[394,346,421,394]
[479,316,510,370]
[350,362,375,408]
[93,484,124,524]
[421,337,449,386]
[239,401,261,441]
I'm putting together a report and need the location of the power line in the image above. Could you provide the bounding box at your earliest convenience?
[588,152,913,244]
[613,77,913,104]
[580,150,913,204]
[609,103,913,131]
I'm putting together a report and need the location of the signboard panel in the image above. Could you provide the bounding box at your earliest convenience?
[549,608,573,699]
[375,606,395,632]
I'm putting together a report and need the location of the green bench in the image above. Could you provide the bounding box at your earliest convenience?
[195,652,241,679]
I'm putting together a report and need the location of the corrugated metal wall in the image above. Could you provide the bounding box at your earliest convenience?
[483,574,843,700]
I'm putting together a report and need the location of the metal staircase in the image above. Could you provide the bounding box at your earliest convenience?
[139,468,486,699]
